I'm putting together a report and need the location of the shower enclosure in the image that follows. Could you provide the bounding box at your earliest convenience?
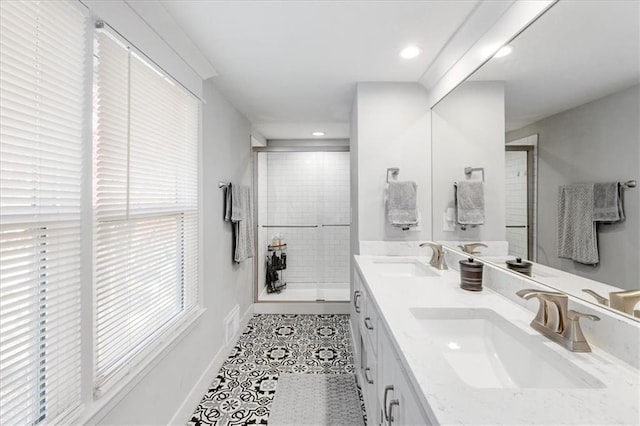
[255,148,350,302]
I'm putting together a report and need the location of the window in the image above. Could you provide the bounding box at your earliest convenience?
[93,31,199,393]
[0,1,87,424]
[1,2,200,417]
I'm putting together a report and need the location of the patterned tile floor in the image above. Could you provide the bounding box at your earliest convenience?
[187,314,366,425]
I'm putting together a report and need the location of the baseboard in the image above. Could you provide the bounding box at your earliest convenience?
[253,301,349,315]
[168,304,254,426]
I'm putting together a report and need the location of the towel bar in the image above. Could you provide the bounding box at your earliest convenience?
[218,181,230,189]
[621,180,636,189]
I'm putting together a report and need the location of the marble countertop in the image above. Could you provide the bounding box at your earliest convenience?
[355,255,640,425]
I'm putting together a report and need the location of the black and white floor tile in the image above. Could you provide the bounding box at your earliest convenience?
[187,314,366,426]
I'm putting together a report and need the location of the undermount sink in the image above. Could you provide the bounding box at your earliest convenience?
[371,259,438,277]
[410,308,603,389]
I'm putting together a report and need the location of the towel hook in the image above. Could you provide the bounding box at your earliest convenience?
[386,168,399,183]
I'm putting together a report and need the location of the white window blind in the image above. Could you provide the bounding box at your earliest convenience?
[0,1,87,424]
[93,31,199,393]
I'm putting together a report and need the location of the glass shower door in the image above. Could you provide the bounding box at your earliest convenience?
[318,151,351,301]
[256,150,350,302]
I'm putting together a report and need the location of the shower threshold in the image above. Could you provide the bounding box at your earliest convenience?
[258,282,349,302]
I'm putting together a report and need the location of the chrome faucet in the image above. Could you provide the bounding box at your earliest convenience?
[582,289,640,317]
[516,289,600,352]
[458,242,488,255]
[419,242,448,270]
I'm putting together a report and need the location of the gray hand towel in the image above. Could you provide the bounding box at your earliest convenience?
[386,181,419,227]
[455,181,485,225]
[557,184,598,264]
[593,182,624,223]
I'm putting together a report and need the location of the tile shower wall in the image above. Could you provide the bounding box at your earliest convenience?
[259,151,350,287]
[505,151,528,258]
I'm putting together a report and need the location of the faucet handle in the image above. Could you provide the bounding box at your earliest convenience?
[419,242,441,252]
[419,242,448,270]
[562,310,600,352]
[457,243,488,254]
[567,310,600,322]
[582,289,609,306]
[516,289,568,331]
[609,290,640,315]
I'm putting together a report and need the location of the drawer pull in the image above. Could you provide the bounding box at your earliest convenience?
[388,399,400,424]
[353,291,361,313]
[364,317,374,330]
[364,367,374,384]
[383,385,394,421]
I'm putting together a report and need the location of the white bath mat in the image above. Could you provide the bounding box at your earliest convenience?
[268,373,364,426]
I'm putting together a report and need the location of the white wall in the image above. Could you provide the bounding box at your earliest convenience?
[507,85,640,290]
[98,79,254,425]
[431,81,506,242]
[353,83,432,243]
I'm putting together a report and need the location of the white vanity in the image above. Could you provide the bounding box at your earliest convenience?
[351,248,640,425]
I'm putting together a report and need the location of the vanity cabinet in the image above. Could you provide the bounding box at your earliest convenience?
[351,270,363,371]
[377,326,430,426]
[352,267,380,422]
[352,266,429,425]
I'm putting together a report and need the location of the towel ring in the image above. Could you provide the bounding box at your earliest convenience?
[386,168,399,183]
[464,167,485,182]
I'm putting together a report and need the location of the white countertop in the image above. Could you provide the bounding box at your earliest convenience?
[355,255,640,425]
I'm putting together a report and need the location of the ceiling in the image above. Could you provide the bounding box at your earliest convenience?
[152,0,483,140]
[470,0,640,132]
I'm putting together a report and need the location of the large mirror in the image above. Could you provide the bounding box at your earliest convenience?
[431,0,639,319]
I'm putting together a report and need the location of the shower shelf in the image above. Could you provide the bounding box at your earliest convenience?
[266,243,287,294]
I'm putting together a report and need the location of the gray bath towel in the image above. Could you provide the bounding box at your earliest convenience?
[558,184,598,264]
[231,185,254,263]
[593,182,624,222]
[455,181,485,225]
[386,181,419,227]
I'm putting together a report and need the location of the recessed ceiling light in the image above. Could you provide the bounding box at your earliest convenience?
[399,46,421,59]
[311,131,325,136]
[493,45,513,58]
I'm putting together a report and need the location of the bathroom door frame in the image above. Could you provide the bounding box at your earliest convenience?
[251,143,350,303]
[505,144,536,260]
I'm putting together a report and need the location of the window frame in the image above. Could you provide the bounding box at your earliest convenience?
[89,25,204,400]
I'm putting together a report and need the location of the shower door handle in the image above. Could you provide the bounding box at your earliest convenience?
[262,225,318,228]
